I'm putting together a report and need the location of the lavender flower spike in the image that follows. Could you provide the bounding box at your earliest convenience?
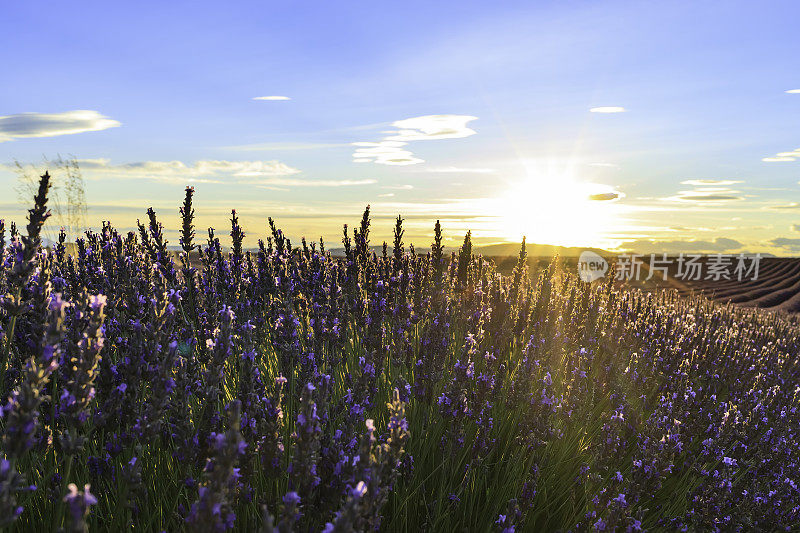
[63,483,98,533]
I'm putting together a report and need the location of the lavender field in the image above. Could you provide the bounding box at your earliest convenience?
[1,173,799,532]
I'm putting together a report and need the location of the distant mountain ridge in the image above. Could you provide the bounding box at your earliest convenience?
[325,242,612,258]
[474,243,611,258]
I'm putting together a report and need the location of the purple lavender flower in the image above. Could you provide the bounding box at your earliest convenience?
[63,483,98,533]
[186,401,245,532]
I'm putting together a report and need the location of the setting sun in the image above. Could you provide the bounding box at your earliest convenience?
[492,162,622,248]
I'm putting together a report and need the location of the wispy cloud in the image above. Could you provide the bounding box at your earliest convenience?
[582,183,625,202]
[13,158,366,187]
[351,141,422,166]
[72,158,300,182]
[224,141,346,152]
[673,192,743,202]
[256,178,376,187]
[590,106,626,113]
[0,110,120,142]
[384,115,478,142]
[252,96,290,101]
[770,237,800,251]
[588,192,621,201]
[352,115,478,166]
[665,181,743,203]
[786,89,800,94]
[424,166,495,174]
[70,158,378,188]
[382,184,414,190]
[680,179,744,186]
[762,148,800,162]
[769,202,800,210]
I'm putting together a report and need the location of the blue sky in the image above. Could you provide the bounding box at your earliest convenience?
[2,0,800,252]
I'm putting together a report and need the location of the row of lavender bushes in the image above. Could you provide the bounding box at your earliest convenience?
[0,172,799,531]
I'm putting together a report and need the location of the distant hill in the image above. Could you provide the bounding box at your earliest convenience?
[474,243,612,258]
[326,242,613,258]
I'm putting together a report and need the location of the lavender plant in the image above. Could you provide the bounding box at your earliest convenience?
[0,173,798,531]
[1,171,52,393]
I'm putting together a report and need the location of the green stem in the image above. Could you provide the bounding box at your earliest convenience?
[52,448,74,533]
[0,288,22,395]
[50,376,59,445]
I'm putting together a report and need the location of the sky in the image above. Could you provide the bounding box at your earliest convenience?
[2,0,800,254]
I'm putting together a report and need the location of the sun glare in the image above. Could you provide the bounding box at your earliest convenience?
[493,164,621,248]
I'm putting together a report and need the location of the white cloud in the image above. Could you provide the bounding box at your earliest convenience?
[762,147,800,162]
[786,89,800,94]
[352,115,478,166]
[0,110,120,142]
[351,140,422,166]
[384,115,478,142]
[253,96,291,101]
[590,106,626,113]
[382,184,414,190]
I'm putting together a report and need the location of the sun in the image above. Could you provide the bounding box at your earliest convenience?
[492,162,621,248]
